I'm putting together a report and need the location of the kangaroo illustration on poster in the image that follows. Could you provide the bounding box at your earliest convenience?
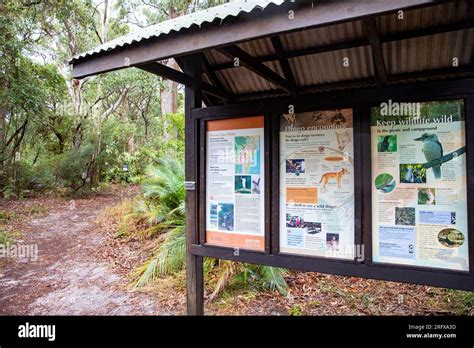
[319,168,350,190]
[335,130,352,151]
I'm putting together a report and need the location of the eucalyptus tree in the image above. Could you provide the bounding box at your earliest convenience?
[116,0,229,119]
[0,0,66,191]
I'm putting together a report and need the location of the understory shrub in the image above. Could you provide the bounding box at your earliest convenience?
[123,156,289,298]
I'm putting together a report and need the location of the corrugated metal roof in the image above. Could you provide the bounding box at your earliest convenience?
[217,66,278,94]
[290,46,375,86]
[383,29,473,75]
[202,1,473,99]
[70,0,285,63]
[376,0,471,35]
[72,0,473,101]
[204,49,233,66]
[280,20,366,51]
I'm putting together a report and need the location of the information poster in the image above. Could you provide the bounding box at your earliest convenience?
[280,109,355,259]
[371,99,469,271]
[206,116,265,251]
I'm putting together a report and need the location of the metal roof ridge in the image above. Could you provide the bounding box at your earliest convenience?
[69,0,285,64]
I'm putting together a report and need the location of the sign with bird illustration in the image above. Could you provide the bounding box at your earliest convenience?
[370,99,469,271]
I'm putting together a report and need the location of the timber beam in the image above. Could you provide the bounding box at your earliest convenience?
[270,36,298,95]
[210,19,474,72]
[138,62,233,102]
[363,17,388,86]
[233,65,474,102]
[217,45,293,93]
[201,54,229,105]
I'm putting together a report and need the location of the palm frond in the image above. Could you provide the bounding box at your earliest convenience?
[208,260,245,301]
[135,225,186,286]
[254,265,289,296]
[131,156,289,299]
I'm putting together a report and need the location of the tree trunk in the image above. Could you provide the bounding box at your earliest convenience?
[0,103,7,193]
[88,0,110,188]
[160,58,179,116]
[71,80,83,148]
[101,0,109,44]
[160,58,179,140]
[160,3,186,140]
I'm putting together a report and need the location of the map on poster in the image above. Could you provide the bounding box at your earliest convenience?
[371,99,469,271]
[206,116,265,251]
[279,109,355,259]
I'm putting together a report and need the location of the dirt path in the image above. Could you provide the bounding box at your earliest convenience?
[0,190,469,316]
[0,192,170,315]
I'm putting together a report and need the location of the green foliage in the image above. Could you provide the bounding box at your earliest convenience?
[206,260,289,301]
[288,304,303,316]
[420,100,464,121]
[1,56,70,195]
[254,264,289,295]
[1,0,178,196]
[131,156,186,284]
[3,160,53,198]
[135,225,186,286]
[445,289,474,315]
[0,211,16,224]
[457,291,474,309]
[141,159,185,218]
[54,143,96,191]
[161,113,185,155]
[117,0,229,27]
[127,157,288,299]
[1,0,222,196]
[0,228,12,246]
[103,149,156,183]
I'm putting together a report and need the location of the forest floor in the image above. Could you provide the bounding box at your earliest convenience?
[0,186,162,315]
[0,185,472,316]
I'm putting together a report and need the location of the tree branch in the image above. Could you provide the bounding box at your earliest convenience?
[4,118,28,148]
[423,146,466,169]
[101,88,129,120]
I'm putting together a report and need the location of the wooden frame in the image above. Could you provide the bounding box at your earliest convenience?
[186,77,474,315]
[182,54,204,316]
[271,107,362,262]
[198,112,271,253]
[363,17,388,86]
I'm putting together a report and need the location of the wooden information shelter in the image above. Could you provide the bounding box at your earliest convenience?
[70,0,474,315]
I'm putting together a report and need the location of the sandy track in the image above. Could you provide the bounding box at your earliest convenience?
[0,194,164,315]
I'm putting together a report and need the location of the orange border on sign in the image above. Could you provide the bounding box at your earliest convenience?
[206,115,265,251]
[206,231,264,251]
[206,116,264,131]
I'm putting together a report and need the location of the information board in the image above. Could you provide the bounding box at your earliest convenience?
[279,109,355,259]
[371,99,469,271]
[206,116,265,251]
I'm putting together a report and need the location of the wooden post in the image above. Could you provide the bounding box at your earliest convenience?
[182,54,204,315]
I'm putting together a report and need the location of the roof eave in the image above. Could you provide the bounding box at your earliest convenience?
[71,0,438,79]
